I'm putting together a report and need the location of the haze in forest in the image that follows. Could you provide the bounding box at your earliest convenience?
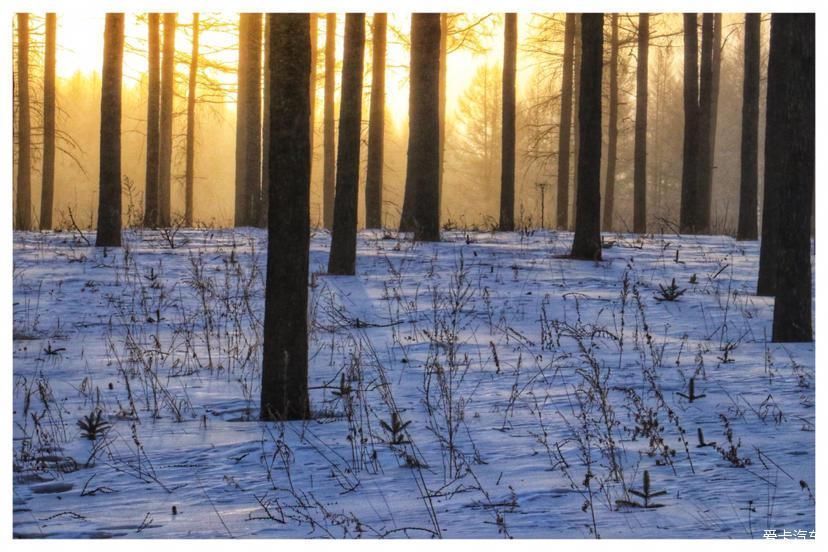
[13,12,765,231]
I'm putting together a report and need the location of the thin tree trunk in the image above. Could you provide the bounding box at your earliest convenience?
[261,14,312,420]
[365,13,386,229]
[438,13,447,206]
[570,14,581,229]
[184,13,199,227]
[328,14,366,275]
[770,14,814,342]
[143,13,161,228]
[556,13,575,230]
[737,14,760,241]
[309,13,318,171]
[234,14,250,226]
[603,13,619,233]
[15,13,31,231]
[499,13,517,231]
[246,14,262,225]
[680,14,700,234]
[323,13,337,229]
[95,14,124,247]
[633,13,649,234]
[570,13,603,260]
[709,13,722,192]
[696,13,714,234]
[405,14,441,241]
[159,13,176,227]
[40,13,56,230]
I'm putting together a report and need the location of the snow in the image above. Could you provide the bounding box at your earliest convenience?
[12,228,815,539]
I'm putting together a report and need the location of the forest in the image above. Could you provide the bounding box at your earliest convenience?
[12,11,815,540]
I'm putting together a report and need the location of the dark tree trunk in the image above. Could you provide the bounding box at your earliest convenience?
[570,13,603,260]
[679,14,700,234]
[40,13,56,230]
[234,14,262,227]
[261,13,311,421]
[159,13,176,227]
[603,13,619,233]
[737,14,760,241]
[438,13,447,205]
[770,14,814,342]
[328,14,366,275]
[570,14,581,229]
[365,13,386,229]
[499,13,517,231]
[696,13,714,234]
[322,13,336,229]
[633,13,649,234]
[184,13,199,227]
[15,13,31,231]
[404,14,441,241]
[234,14,250,226]
[95,14,124,248]
[709,13,722,183]
[556,13,575,230]
[143,13,161,228]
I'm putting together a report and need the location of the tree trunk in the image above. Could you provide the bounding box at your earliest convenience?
[143,13,161,228]
[603,13,619,233]
[737,14,760,241]
[709,13,722,188]
[159,13,176,227]
[696,13,714,234]
[570,13,603,260]
[679,14,700,234]
[499,13,517,231]
[770,14,814,342]
[365,13,386,229]
[184,13,199,227]
[234,14,249,226]
[328,14,366,275]
[405,14,441,241]
[570,14,581,229]
[234,14,262,227]
[633,13,649,234]
[556,13,575,230]
[322,13,337,229]
[40,13,56,230]
[261,14,312,420]
[15,13,31,231]
[95,14,124,247]
[260,15,272,228]
[438,13,448,206]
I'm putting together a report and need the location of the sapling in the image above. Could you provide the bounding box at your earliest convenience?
[677,377,706,402]
[615,470,667,509]
[654,278,687,302]
[380,411,411,445]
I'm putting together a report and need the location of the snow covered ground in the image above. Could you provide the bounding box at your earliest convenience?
[11,228,815,538]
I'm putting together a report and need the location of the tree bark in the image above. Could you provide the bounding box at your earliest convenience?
[679,14,700,234]
[159,13,176,227]
[184,13,199,227]
[234,14,262,227]
[143,13,161,228]
[328,14,365,275]
[261,13,312,421]
[15,13,31,231]
[770,14,814,342]
[570,14,582,229]
[40,13,57,230]
[438,13,448,207]
[405,14,441,241]
[365,13,386,229]
[499,13,517,231]
[737,13,760,241]
[633,13,649,234]
[556,13,575,230]
[696,13,714,234]
[95,14,124,247]
[234,14,250,226]
[260,15,271,228]
[322,13,337,229]
[570,13,603,260]
[603,13,619,233]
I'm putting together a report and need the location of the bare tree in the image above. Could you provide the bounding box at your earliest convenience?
[39,13,56,230]
[603,13,619,232]
[633,13,649,234]
[679,14,700,234]
[143,13,161,228]
[570,13,603,260]
[95,14,124,247]
[159,13,176,227]
[556,13,575,230]
[768,14,814,342]
[234,13,262,227]
[499,13,517,231]
[323,13,337,229]
[696,13,715,234]
[15,13,31,231]
[365,13,386,229]
[737,14,760,241]
[261,13,312,421]
[328,14,366,275]
[184,13,199,226]
[404,14,441,241]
